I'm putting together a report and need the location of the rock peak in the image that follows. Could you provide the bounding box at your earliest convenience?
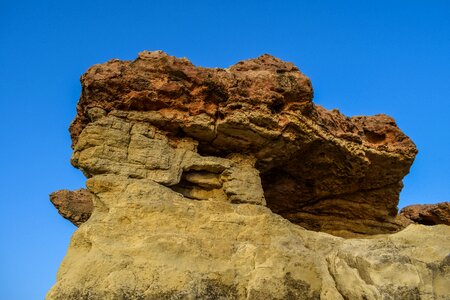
[231,53,300,72]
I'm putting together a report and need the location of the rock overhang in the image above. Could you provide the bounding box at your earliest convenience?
[47,51,450,300]
[62,50,418,236]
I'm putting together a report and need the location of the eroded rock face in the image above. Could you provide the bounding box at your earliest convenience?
[66,50,417,236]
[47,52,450,299]
[47,174,450,299]
[399,202,450,225]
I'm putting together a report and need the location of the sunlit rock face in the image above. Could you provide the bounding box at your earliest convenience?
[48,52,450,299]
[65,50,417,236]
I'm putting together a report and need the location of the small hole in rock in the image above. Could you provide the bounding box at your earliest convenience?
[268,99,284,113]
[228,104,243,110]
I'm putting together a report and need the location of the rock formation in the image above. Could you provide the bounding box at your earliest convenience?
[399,202,450,225]
[65,50,417,236]
[48,51,450,299]
[50,189,93,226]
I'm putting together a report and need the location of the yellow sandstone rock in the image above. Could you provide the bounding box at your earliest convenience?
[48,52,449,299]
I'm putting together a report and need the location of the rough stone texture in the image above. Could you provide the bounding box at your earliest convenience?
[66,50,417,236]
[47,52,450,299]
[399,202,450,225]
[47,175,450,299]
[71,113,266,206]
[50,189,93,226]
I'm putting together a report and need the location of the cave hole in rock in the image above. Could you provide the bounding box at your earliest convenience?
[414,216,439,226]
[192,145,310,225]
[259,168,316,217]
[190,140,318,228]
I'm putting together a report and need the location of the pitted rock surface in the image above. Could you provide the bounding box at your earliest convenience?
[47,52,450,299]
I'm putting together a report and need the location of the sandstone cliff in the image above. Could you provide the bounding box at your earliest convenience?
[48,51,449,299]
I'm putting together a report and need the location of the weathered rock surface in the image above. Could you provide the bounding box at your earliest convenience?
[47,174,450,299]
[399,202,450,225]
[66,50,417,236]
[47,51,450,299]
[50,189,93,226]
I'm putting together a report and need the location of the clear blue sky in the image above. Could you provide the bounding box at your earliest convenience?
[1,1,449,298]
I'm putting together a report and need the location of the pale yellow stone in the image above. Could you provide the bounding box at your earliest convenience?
[48,113,450,299]
[47,171,450,299]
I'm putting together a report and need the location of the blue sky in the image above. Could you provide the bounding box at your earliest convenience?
[1,1,449,298]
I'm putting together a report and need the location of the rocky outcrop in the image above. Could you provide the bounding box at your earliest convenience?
[399,202,450,225]
[47,52,450,299]
[65,50,417,236]
[47,174,450,299]
[50,189,93,226]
